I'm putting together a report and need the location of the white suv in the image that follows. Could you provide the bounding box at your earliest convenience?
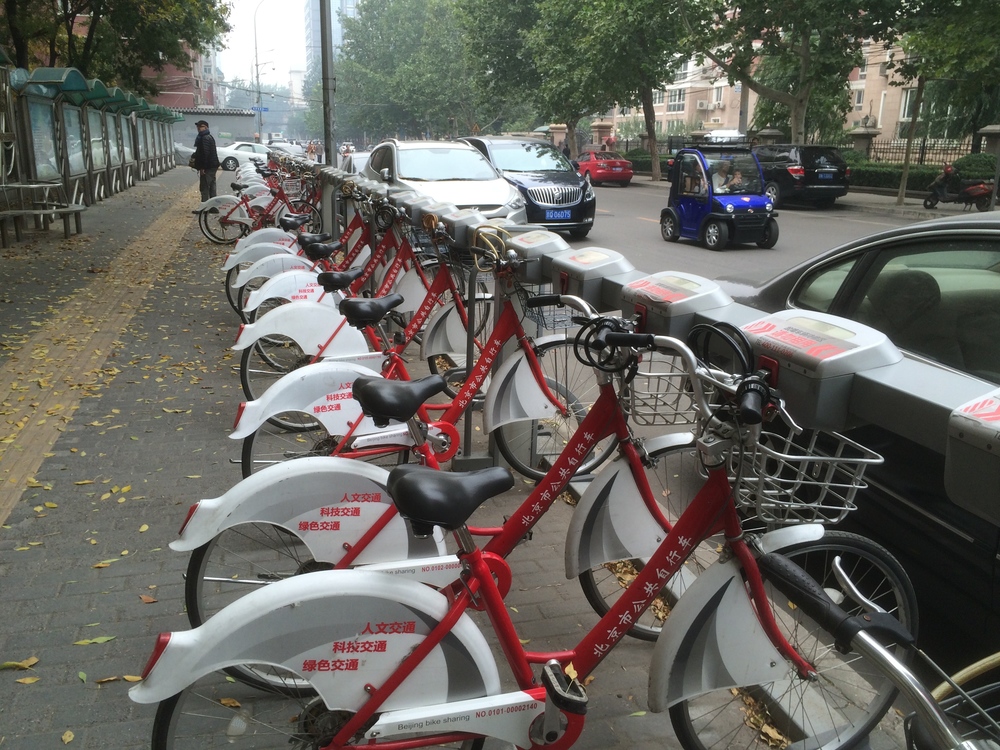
[363,139,526,223]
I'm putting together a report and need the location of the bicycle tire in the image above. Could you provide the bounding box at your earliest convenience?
[289,198,323,234]
[152,675,485,749]
[238,345,321,432]
[185,522,328,628]
[578,442,711,640]
[493,338,616,481]
[670,530,918,750]
[200,204,246,244]
[224,264,246,316]
[241,420,407,478]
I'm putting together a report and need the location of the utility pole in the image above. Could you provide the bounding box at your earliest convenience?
[319,0,336,165]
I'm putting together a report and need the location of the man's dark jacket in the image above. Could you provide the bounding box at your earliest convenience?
[193,129,220,170]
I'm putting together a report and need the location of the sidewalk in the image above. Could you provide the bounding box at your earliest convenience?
[0,170,910,749]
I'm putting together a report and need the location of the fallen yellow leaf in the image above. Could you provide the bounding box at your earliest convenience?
[138,524,149,533]
[16,676,40,684]
[139,594,157,604]
[220,698,241,708]
[62,729,74,743]
[123,675,142,682]
[1,656,39,670]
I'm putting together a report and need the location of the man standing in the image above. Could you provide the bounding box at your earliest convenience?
[193,120,220,202]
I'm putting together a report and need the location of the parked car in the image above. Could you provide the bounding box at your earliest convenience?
[461,135,596,238]
[267,139,304,156]
[341,150,371,175]
[362,138,527,223]
[660,147,778,250]
[214,141,271,171]
[717,212,1000,663]
[575,150,634,186]
[751,143,850,207]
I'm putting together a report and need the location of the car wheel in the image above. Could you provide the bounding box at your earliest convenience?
[764,181,781,206]
[976,195,991,212]
[702,219,729,251]
[923,195,939,209]
[660,211,680,242]
[222,157,239,171]
[756,217,779,248]
[569,227,591,239]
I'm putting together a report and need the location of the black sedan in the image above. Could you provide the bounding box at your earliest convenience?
[461,135,597,238]
[718,212,1000,667]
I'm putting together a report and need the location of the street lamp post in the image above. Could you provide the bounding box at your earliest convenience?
[253,0,268,142]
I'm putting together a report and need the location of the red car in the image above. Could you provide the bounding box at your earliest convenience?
[575,150,633,186]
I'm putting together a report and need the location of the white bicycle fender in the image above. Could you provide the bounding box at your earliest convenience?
[232,252,313,288]
[232,300,365,356]
[385,264,429,314]
[222,241,297,271]
[171,456,444,563]
[195,195,239,212]
[244,270,335,312]
[129,570,501,709]
[232,228,295,255]
[230,361,381,439]
[564,431,697,579]
[647,556,788,711]
[248,194,274,212]
[483,333,568,432]
[419,297,491,363]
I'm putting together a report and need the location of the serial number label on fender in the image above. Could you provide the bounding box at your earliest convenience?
[476,701,540,718]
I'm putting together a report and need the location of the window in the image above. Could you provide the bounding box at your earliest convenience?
[652,89,664,105]
[667,89,685,112]
[901,88,921,121]
[678,153,707,196]
[854,89,864,111]
[713,86,724,104]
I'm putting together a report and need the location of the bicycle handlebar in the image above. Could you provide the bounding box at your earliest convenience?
[757,553,998,750]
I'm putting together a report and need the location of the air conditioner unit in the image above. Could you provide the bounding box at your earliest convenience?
[710,117,722,124]
[879,62,888,77]
[696,100,709,110]
[714,102,724,110]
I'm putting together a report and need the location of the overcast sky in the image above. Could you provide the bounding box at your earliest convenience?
[216,0,308,89]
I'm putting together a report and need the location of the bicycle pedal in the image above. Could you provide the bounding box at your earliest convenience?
[531,661,588,745]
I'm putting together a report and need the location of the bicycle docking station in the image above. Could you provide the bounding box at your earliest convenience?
[320,167,1000,520]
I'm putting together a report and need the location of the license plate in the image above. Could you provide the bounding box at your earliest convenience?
[612,167,622,171]
[545,209,572,220]
[818,173,833,180]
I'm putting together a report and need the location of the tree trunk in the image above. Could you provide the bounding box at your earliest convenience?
[565,117,579,159]
[640,86,661,181]
[897,76,925,206]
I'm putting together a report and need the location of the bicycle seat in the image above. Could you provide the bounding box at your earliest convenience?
[388,464,515,536]
[303,241,343,262]
[279,214,313,231]
[231,182,249,192]
[297,232,331,246]
[339,293,405,327]
[317,267,364,293]
[353,374,447,427]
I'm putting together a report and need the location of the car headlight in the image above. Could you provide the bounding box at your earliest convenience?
[505,190,525,211]
[584,182,595,201]
[765,202,774,211]
[725,203,735,213]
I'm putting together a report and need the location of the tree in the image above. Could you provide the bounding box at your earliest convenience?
[679,0,901,144]
[1,0,231,96]
[750,53,853,142]
[523,0,618,159]
[567,0,688,180]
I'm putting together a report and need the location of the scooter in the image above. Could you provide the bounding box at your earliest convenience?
[924,164,994,211]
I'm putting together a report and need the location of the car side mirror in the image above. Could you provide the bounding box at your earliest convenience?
[379,167,391,182]
[571,161,580,170]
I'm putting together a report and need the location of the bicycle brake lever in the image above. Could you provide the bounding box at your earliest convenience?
[831,556,887,614]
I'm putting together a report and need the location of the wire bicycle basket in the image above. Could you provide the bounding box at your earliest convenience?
[620,352,702,426]
[732,429,883,524]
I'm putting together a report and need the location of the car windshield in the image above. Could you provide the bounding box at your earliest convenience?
[397,147,498,181]
[707,155,763,194]
[488,142,571,172]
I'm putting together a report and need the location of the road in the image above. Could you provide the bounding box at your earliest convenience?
[571,182,911,285]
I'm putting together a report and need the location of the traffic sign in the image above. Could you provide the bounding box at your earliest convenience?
[251,106,269,112]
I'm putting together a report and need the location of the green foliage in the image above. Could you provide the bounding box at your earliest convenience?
[1,0,231,95]
[953,153,997,180]
[848,163,939,190]
[840,149,870,166]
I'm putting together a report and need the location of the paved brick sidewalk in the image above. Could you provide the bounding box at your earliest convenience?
[0,168,909,749]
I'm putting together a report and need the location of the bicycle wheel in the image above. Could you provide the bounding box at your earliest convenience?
[185,523,327,628]
[241,421,406,478]
[578,442,713,641]
[224,264,249,316]
[201,204,246,244]
[152,673,485,749]
[493,338,616,481]
[670,530,919,750]
[289,199,323,234]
